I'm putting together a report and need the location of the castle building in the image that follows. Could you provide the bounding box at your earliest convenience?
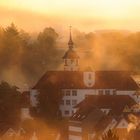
[29,28,140,118]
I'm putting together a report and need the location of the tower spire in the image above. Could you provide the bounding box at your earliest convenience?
[62,26,80,71]
[68,26,73,49]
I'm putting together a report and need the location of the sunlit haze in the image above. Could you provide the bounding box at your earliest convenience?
[0,0,140,32]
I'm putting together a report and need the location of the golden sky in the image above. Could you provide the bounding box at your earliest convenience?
[0,0,140,32]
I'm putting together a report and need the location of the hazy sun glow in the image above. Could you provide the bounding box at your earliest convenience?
[0,0,140,31]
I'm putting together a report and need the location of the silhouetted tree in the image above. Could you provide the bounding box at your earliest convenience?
[35,82,62,121]
[0,81,21,131]
[0,23,140,87]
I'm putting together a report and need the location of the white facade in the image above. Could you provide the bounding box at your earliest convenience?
[69,135,82,140]
[59,89,137,117]
[69,126,82,132]
[30,89,39,107]
[21,108,32,120]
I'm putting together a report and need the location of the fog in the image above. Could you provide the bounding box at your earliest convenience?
[0,23,140,89]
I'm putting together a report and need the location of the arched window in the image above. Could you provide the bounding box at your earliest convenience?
[64,59,67,66]
[71,59,74,64]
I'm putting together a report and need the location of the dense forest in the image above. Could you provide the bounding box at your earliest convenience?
[0,23,140,88]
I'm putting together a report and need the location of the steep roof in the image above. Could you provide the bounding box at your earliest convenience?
[70,107,104,123]
[94,116,115,133]
[75,95,136,115]
[33,71,139,90]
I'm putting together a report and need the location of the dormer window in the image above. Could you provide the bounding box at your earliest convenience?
[76,59,78,65]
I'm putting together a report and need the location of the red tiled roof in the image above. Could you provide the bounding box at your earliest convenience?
[75,95,136,115]
[94,116,114,132]
[70,107,104,122]
[33,71,139,90]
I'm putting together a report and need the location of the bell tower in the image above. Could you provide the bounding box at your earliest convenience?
[62,26,79,71]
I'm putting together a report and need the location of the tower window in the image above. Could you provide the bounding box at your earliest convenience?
[71,59,74,63]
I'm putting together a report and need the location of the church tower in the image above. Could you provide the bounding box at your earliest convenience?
[62,26,79,71]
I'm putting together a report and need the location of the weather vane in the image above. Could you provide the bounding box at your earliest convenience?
[69,25,72,33]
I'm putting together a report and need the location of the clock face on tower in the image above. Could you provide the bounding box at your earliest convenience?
[83,72,95,87]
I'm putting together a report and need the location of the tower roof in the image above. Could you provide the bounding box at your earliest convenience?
[63,49,79,59]
[62,26,79,59]
[68,26,74,49]
[33,71,139,90]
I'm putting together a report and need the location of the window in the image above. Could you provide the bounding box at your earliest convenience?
[72,90,77,96]
[61,100,64,105]
[65,110,69,115]
[66,100,71,105]
[66,90,70,96]
[113,90,116,95]
[76,59,78,65]
[64,59,67,66]
[99,90,103,95]
[105,90,110,95]
[71,59,74,64]
[72,100,77,105]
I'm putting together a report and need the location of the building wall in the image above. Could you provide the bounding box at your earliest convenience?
[69,135,82,140]
[59,89,137,117]
[21,108,32,120]
[68,120,82,140]
[30,89,39,107]
[29,88,137,117]
[59,89,96,117]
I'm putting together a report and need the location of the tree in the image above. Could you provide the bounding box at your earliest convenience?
[0,81,21,131]
[102,129,119,140]
[35,82,62,121]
